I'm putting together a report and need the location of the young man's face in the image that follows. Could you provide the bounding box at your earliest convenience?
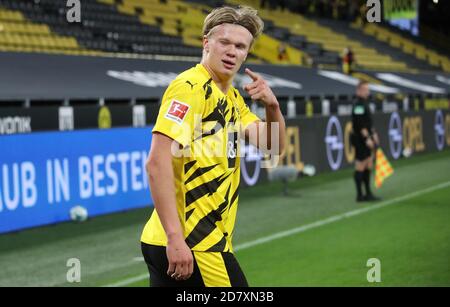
[203,23,253,82]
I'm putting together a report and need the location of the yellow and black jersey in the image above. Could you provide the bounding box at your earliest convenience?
[141,64,260,253]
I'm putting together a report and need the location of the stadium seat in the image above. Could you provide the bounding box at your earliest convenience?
[357,22,449,72]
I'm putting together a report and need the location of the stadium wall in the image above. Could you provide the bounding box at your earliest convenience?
[0,95,449,134]
[0,110,449,234]
[1,52,449,101]
[0,127,152,234]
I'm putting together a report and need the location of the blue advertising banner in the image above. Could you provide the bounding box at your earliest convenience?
[0,127,153,234]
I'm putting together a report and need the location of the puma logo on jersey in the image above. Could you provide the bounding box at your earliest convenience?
[165,100,190,124]
[185,80,197,90]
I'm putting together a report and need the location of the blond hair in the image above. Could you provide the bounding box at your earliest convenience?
[202,6,264,42]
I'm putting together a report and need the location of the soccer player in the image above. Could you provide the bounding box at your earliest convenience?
[140,6,286,286]
[351,80,380,202]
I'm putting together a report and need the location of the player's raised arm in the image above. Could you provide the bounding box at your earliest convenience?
[243,68,286,156]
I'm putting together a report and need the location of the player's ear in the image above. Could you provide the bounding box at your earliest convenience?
[203,35,209,52]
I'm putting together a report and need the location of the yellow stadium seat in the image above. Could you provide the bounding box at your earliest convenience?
[0,7,99,56]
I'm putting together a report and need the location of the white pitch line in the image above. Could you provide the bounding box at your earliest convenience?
[104,274,149,287]
[104,180,450,287]
[234,180,450,251]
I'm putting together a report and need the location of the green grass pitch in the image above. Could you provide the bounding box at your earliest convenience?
[0,150,449,287]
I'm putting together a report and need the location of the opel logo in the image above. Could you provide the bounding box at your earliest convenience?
[435,110,445,151]
[240,142,261,186]
[388,112,402,159]
[325,116,344,170]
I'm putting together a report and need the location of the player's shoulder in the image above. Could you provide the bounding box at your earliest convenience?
[168,65,210,94]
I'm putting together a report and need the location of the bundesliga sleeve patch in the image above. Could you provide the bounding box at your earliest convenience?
[165,100,190,124]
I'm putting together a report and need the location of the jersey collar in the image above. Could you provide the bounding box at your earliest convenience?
[196,64,237,98]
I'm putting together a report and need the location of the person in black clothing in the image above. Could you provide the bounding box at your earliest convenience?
[351,80,380,202]
[342,47,356,75]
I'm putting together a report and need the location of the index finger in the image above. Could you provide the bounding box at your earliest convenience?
[245,68,259,81]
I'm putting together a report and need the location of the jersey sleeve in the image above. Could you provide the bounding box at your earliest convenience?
[237,95,260,130]
[152,79,204,147]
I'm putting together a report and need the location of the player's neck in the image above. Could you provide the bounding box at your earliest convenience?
[214,79,232,95]
[200,62,232,94]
